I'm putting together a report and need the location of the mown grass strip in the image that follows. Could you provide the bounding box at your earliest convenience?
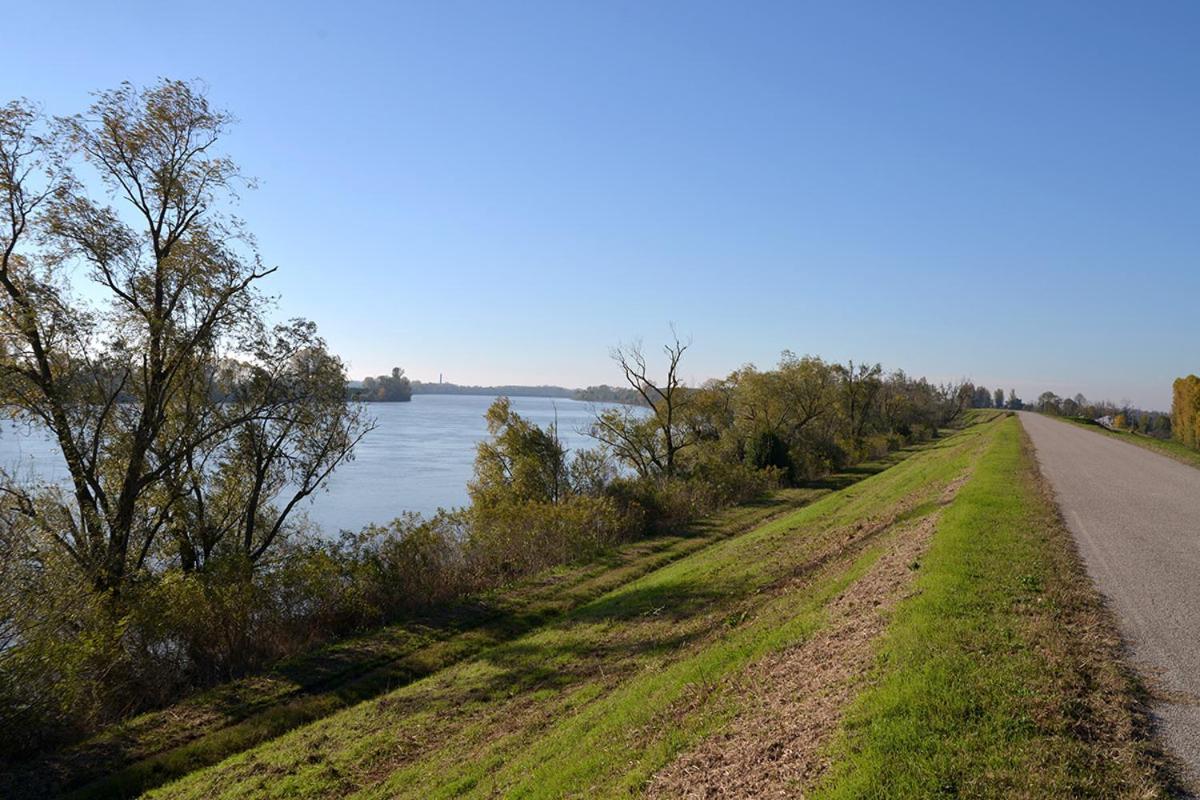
[812,417,1165,799]
[460,544,885,800]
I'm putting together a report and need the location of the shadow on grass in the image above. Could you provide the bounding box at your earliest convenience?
[439,577,747,707]
[28,436,944,800]
[573,574,751,624]
[57,601,564,800]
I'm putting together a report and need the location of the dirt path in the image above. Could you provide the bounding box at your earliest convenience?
[646,478,963,798]
[1019,411,1200,791]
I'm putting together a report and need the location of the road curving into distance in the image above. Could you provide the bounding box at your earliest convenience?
[1019,411,1200,790]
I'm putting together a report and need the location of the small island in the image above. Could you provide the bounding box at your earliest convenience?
[349,367,413,402]
[348,370,645,405]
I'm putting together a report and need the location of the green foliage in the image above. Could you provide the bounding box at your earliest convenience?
[1038,390,1062,414]
[358,367,413,402]
[1173,375,1200,449]
[466,400,647,583]
[0,82,376,755]
[467,496,644,582]
[789,435,849,481]
[470,397,569,506]
[745,429,791,472]
[353,512,468,611]
[607,461,779,533]
[0,534,131,755]
[0,83,370,592]
[572,384,644,405]
[594,345,969,492]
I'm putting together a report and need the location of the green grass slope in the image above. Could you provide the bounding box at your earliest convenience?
[24,446,916,799]
[813,418,1165,798]
[61,411,1163,798]
[148,418,993,799]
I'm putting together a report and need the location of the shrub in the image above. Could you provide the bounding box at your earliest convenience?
[466,496,643,583]
[354,511,470,611]
[0,524,139,759]
[860,434,892,461]
[789,436,848,482]
[746,430,792,473]
[609,461,778,532]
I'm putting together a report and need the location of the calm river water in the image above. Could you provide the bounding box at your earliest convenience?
[0,394,613,534]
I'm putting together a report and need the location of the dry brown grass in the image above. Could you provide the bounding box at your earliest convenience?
[646,482,963,798]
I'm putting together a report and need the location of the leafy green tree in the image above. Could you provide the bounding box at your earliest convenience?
[745,429,790,471]
[470,397,569,505]
[0,82,370,592]
[1153,413,1172,438]
[994,387,1006,409]
[875,369,918,435]
[725,353,837,474]
[163,321,373,570]
[1037,391,1061,414]
[682,376,736,447]
[835,360,883,441]
[568,446,618,496]
[777,352,839,435]
[939,380,974,427]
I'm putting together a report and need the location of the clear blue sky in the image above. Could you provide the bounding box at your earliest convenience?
[8,2,1199,409]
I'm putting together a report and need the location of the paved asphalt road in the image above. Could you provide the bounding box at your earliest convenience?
[1020,411,1200,789]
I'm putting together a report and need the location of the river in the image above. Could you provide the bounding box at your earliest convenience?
[0,394,615,534]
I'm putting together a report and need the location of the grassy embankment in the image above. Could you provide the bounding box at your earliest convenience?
[6,444,915,799]
[34,411,1164,798]
[1056,414,1200,470]
[141,411,1161,799]
[811,415,1165,798]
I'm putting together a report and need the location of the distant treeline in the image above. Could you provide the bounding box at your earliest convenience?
[1033,389,1172,439]
[962,385,1025,411]
[573,385,646,405]
[402,381,645,405]
[412,381,572,398]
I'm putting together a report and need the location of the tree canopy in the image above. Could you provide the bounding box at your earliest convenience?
[0,81,371,591]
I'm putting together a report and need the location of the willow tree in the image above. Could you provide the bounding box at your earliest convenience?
[0,82,370,592]
[470,396,569,506]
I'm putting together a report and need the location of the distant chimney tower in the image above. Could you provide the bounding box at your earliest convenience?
[439,373,443,384]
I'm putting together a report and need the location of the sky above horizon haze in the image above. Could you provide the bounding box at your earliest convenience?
[6,0,1199,409]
